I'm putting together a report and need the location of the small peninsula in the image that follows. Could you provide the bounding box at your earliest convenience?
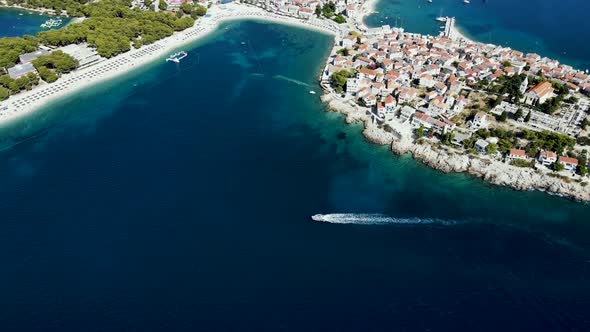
[0,0,589,201]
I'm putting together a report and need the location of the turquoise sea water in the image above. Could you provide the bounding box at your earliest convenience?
[0,7,68,37]
[0,17,589,331]
[365,0,590,71]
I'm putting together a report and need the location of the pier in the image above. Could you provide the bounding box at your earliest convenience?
[441,16,455,39]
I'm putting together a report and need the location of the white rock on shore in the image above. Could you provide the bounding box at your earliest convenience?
[393,139,590,202]
[323,92,590,202]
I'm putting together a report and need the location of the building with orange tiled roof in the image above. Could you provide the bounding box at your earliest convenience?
[524,81,554,105]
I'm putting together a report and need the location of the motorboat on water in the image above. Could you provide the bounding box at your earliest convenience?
[435,8,445,21]
[309,90,316,95]
[311,214,326,221]
[463,0,470,3]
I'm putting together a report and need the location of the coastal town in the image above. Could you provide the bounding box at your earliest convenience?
[315,10,590,200]
[1,0,590,201]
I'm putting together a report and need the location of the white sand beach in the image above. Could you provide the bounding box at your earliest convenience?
[0,3,341,126]
[447,17,475,44]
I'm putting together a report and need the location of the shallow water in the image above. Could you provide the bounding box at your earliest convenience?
[0,8,67,37]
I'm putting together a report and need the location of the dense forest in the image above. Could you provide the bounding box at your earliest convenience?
[1,0,205,66]
[0,0,205,100]
[35,0,199,57]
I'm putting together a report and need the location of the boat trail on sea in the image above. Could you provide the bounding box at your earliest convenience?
[312,213,457,226]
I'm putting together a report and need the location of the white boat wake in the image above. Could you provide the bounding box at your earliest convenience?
[273,75,311,87]
[311,213,457,226]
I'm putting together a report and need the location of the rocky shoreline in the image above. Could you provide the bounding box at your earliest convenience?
[321,93,590,203]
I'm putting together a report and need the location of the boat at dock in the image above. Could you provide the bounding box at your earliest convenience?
[435,9,446,22]
[166,51,188,63]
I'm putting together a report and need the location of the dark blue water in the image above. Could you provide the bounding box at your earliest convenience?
[365,0,590,71]
[1,20,589,331]
[0,8,67,37]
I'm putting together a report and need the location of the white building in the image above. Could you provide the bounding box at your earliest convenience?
[470,112,489,130]
[558,156,578,172]
[538,150,557,166]
[475,139,489,154]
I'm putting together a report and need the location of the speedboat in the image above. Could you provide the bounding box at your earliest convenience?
[311,214,326,221]
[309,90,316,95]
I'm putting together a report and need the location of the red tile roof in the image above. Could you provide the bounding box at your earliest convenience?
[509,148,526,156]
[559,156,578,165]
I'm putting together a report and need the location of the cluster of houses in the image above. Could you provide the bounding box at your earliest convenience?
[259,0,361,20]
[507,148,584,173]
[323,24,590,174]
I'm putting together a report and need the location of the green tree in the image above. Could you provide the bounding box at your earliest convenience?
[486,143,498,155]
[32,50,78,74]
[315,4,322,17]
[514,108,523,120]
[524,110,531,122]
[551,161,565,172]
[0,86,9,101]
[37,66,58,83]
[416,125,425,138]
[333,14,346,24]
[497,138,513,154]
[499,110,508,122]
[180,2,192,14]
[329,69,354,93]
[192,4,207,17]
[0,36,39,68]
[158,0,167,10]
[577,153,588,176]
[582,117,589,130]
[336,48,349,56]
[439,131,454,145]
[322,1,336,17]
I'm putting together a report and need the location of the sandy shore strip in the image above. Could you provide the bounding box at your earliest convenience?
[361,0,379,17]
[0,3,341,126]
[447,17,475,44]
[0,3,58,15]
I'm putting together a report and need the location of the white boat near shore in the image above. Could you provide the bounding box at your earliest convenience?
[40,18,63,29]
[166,51,188,63]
